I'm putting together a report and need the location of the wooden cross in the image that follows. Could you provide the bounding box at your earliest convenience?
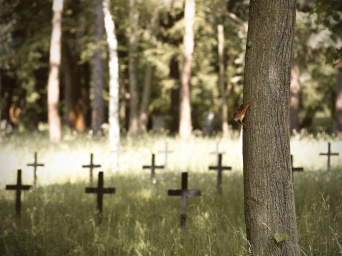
[82,153,101,184]
[291,155,304,180]
[158,141,174,167]
[85,171,115,224]
[143,154,164,185]
[208,153,231,194]
[210,141,225,165]
[168,172,201,230]
[319,142,339,171]
[27,152,44,187]
[6,169,32,217]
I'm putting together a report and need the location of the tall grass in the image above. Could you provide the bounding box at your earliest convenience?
[0,132,341,255]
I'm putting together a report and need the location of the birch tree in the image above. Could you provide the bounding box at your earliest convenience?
[47,0,63,143]
[102,0,120,168]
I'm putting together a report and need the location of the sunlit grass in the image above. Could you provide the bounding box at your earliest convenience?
[0,131,341,255]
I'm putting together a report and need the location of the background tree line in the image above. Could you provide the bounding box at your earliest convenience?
[0,0,341,140]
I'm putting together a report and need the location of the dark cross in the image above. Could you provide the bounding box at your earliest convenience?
[27,152,44,187]
[319,142,339,171]
[168,172,201,230]
[210,141,225,165]
[85,171,115,224]
[143,154,164,185]
[208,153,232,194]
[291,155,304,180]
[82,153,101,184]
[158,141,174,167]
[6,169,32,217]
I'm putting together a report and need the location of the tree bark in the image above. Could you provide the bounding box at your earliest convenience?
[335,37,342,139]
[47,0,63,143]
[218,24,229,137]
[179,0,195,140]
[138,15,157,133]
[128,0,139,136]
[243,1,300,255]
[102,0,120,168]
[0,73,2,142]
[91,0,105,135]
[290,60,300,134]
[62,43,84,132]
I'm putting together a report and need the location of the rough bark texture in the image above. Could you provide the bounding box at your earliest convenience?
[218,24,229,137]
[91,0,105,135]
[128,0,139,136]
[47,0,63,143]
[103,0,120,168]
[336,41,342,138]
[290,60,300,134]
[179,0,195,140]
[243,1,300,255]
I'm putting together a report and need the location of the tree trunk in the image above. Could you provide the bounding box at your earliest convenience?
[290,60,300,134]
[138,15,157,133]
[0,73,2,142]
[179,0,195,140]
[91,0,105,136]
[47,0,63,143]
[128,0,139,136]
[335,37,342,139]
[102,0,120,168]
[218,24,229,137]
[242,1,300,255]
[62,43,84,132]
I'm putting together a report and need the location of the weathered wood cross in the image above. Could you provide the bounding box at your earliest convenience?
[208,153,231,194]
[26,152,44,187]
[158,141,173,167]
[85,171,115,224]
[319,142,339,171]
[6,169,32,217]
[143,154,164,185]
[168,172,201,230]
[82,153,101,184]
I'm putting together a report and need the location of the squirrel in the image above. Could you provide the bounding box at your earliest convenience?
[233,100,251,129]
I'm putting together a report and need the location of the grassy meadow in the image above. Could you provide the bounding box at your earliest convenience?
[0,131,342,255]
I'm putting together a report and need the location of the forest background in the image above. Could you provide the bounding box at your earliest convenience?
[0,0,342,140]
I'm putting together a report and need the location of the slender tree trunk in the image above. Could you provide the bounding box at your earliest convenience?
[47,0,63,143]
[290,60,300,134]
[170,57,180,134]
[62,43,84,132]
[91,0,105,135]
[179,0,195,140]
[128,0,139,136]
[243,1,300,255]
[218,24,229,137]
[335,37,342,139]
[102,0,120,168]
[139,15,157,133]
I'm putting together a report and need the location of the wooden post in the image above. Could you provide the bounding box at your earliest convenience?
[143,154,164,185]
[82,153,101,184]
[319,142,339,171]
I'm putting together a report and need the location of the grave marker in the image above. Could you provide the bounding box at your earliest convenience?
[168,172,201,230]
[143,154,164,185]
[6,169,32,217]
[208,153,232,194]
[158,141,174,167]
[27,152,44,187]
[210,141,225,165]
[319,142,339,171]
[291,155,303,180]
[85,171,115,224]
[82,153,101,184]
